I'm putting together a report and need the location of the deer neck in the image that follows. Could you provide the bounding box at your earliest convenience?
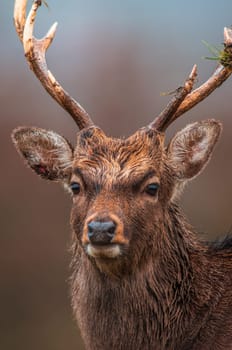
[71,203,221,348]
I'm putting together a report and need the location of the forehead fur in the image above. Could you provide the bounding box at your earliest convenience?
[73,127,165,182]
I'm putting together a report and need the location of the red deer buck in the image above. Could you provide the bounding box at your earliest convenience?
[12,1,232,349]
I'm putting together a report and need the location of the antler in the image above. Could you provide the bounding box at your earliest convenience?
[14,0,94,130]
[150,27,232,132]
[14,1,232,133]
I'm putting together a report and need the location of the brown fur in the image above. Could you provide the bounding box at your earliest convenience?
[12,121,232,349]
[12,4,232,346]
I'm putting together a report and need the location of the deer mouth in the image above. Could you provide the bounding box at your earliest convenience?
[85,243,121,259]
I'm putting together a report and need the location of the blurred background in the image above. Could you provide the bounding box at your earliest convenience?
[1,0,232,349]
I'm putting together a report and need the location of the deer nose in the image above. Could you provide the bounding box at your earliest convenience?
[87,220,116,245]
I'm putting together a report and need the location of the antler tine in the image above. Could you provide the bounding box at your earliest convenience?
[14,0,27,42]
[13,0,94,130]
[149,65,197,131]
[150,27,232,133]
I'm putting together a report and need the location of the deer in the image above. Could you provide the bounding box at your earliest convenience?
[12,1,232,349]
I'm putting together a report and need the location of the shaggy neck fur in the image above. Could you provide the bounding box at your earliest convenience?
[70,204,228,350]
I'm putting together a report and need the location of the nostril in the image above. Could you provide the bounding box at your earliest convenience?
[87,220,116,244]
[107,223,116,236]
[87,222,95,234]
[103,221,116,236]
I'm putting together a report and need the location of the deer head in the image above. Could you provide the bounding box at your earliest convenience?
[12,1,232,273]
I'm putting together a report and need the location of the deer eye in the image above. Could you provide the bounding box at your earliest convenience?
[70,182,81,195]
[145,183,160,196]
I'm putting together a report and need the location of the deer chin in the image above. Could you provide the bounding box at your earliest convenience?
[85,243,121,259]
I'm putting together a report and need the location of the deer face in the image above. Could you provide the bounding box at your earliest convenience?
[70,127,165,262]
[12,120,221,270]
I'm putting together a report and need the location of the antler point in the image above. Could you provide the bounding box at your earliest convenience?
[224,27,232,46]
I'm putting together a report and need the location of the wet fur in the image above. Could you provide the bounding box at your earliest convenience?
[12,122,232,349]
[70,205,232,350]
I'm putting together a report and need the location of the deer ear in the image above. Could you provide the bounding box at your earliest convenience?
[167,120,222,181]
[12,127,73,181]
